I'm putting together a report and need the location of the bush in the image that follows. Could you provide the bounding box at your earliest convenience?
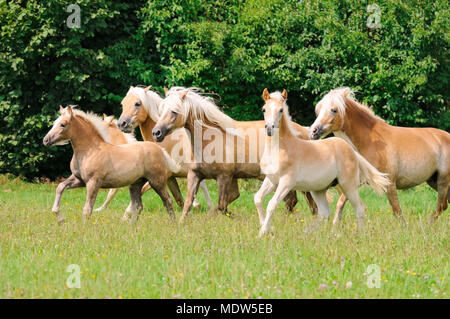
[0,0,448,179]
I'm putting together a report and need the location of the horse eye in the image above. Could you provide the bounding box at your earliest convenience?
[331,108,338,114]
[262,108,266,113]
[60,123,66,127]
[279,108,283,113]
[171,110,178,115]
[135,102,141,107]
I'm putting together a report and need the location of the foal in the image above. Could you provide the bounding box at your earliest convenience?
[94,114,151,212]
[43,106,179,223]
[255,90,390,236]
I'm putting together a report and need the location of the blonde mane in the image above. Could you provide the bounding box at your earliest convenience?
[318,87,384,122]
[162,87,235,131]
[269,91,301,137]
[126,86,163,122]
[66,108,112,143]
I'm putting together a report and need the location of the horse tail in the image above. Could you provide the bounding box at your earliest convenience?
[161,148,181,174]
[355,152,391,195]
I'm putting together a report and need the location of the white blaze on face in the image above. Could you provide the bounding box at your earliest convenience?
[265,102,279,128]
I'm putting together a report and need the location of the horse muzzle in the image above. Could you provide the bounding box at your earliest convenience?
[117,116,134,133]
[265,123,275,137]
[309,125,324,140]
[152,125,168,142]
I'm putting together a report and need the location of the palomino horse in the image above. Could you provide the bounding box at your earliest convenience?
[50,113,138,215]
[117,86,214,209]
[310,87,450,222]
[94,114,151,212]
[151,87,317,223]
[43,106,180,223]
[255,89,391,236]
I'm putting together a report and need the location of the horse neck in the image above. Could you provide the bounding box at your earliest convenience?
[341,100,381,149]
[69,117,106,155]
[279,112,295,141]
[139,117,157,142]
[108,126,128,144]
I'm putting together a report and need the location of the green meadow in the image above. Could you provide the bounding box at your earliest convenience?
[0,174,447,299]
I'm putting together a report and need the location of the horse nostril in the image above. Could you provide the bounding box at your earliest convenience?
[264,124,267,129]
[313,127,318,134]
[153,130,161,137]
[119,121,126,128]
[271,125,274,129]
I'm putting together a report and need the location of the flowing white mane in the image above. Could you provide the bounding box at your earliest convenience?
[318,87,383,121]
[269,91,300,137]
[161,87,235,131]
[66,107,112,143]
[126,86,163,122]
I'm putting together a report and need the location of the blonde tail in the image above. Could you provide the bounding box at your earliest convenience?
[355,152,391,194]
[161,149,181,174]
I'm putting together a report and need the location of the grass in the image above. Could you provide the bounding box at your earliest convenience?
[0,174,448,299]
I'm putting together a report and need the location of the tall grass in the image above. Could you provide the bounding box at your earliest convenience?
[0,175,447,298]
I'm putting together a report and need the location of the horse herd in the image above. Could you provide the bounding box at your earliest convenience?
[42,86,449,236]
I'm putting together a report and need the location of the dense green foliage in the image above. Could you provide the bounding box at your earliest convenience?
[1,0,449,178]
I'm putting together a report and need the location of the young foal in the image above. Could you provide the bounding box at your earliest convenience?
[310,88,450,222]
[255,90,391,236]
[94,114,152,212]
[117,86,214,209]
[43,106,179,223]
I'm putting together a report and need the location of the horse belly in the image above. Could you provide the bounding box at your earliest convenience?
[294,165,337,192]
[101,161,144,188]
[396,165,436,189]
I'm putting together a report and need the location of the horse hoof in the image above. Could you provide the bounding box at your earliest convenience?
[94,208,103,212]
[57,217,65,225]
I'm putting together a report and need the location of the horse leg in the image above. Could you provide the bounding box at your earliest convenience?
[259,176,294,237]
[216,175,233,216]
[254,177,276,226]
[180,170,203,223]
[52,174,84,224]
[140,182,151,195]
[199,180,214,209]
[304,191,318,215]
[122,180,145,223]
[82,180,101,220]
[167,177,184,208]
[148,177,175,220]
[430,173,449,221]
[227,177,240,204]
[340,185,366,232]
[306,190,331,234]
[333,189,348,227]
[385,184,405,224]
[95,188,119,212]
[284,191,298,213]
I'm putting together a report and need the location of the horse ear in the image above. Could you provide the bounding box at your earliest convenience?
[164,86,169,96]
[262,88,270,101]
[103,113,107,120]
[59,105,64,113]
[180,90,188,100]
[144,85,152,92]
[130,86,134,89]
[66,106,73,118]
[281,89,288,101]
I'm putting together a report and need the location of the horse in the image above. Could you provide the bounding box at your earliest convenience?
[117,86,214,210]
[43,105,180,224]
[151,87,317,223]
[309,87,450,222]
[255,89,391,236]
[94,114,151,212]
